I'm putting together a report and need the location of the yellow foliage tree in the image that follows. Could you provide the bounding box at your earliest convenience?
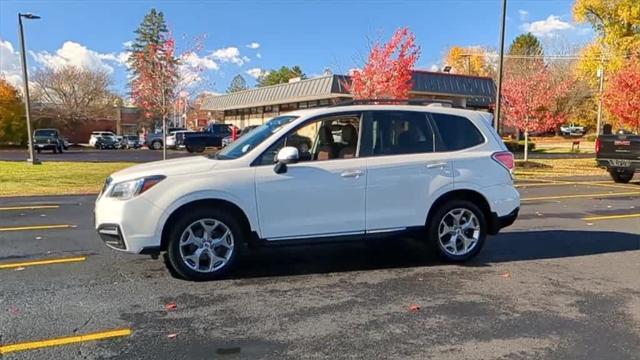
[444,46,494,77]
[0,78,26,145]
[573,0,640,85]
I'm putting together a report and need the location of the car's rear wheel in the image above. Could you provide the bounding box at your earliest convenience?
[609,168,634,183]
[52,146,58,154]
[166,208,243,281]
[427,200,486,262]
[58,145,63,153]
[151,140,162,150]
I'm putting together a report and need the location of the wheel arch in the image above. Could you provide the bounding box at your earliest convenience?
[160,198,254,251]
[425,189,493,232]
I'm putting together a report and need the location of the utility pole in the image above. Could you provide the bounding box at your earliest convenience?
[596,65,605,135]
[494,0,507,132]
[18,13,41,165]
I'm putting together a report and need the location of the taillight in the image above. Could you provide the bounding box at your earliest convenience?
[595,138,601,153]
[492,151,515,173]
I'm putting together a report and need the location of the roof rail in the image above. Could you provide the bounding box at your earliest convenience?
[329,98,456,107]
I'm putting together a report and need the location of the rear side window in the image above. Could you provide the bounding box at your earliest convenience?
[362,111,435,156]
[430,113,484,151]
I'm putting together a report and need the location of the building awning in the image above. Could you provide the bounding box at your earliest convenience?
[201,72,495,111]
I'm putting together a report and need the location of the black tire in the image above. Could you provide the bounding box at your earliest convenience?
[188,143,205,153]
[151,140,162,150]
[610,169,634,183]
[52,146,58,154]
[58,145,63,153]
[166,207,244,281]
[36,148,41,154]
[426,200,487,262]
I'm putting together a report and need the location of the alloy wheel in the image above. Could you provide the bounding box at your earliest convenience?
[178,218,234,273]
[437,208,480,256]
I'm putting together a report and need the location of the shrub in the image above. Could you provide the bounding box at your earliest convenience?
[504,141,535,152]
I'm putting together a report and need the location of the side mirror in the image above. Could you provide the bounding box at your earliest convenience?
[274,146,299,174]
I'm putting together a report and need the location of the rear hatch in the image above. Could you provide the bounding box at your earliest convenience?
[597,134,640,161]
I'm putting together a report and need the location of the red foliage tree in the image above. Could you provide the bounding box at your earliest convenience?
[502,63,572,161]
[349,28,420,100]
[604,57,640,132]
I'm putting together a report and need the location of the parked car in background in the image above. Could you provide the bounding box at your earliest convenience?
[89,131,117,146]
[33,128,65,154]
[146,127,186,150]
[183,123,232,153]
[221,125,259,147]
[121,135,142,149]
[596,130,639,183]
[166,130,194,149]
[95,103,519,280]
[95,134,121,150]
[62,137,71,150]
[560,124,585,136]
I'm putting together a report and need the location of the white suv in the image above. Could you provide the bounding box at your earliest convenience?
[89,131,117,146]
[95,104,520,280]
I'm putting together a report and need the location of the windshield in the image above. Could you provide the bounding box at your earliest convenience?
[211,115,298,160]
[34,130,57,137]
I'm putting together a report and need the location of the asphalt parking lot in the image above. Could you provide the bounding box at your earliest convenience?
[1,176,639,359]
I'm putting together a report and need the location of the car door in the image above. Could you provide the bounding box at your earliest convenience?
[361,110,454,232]
[254,113,366,240]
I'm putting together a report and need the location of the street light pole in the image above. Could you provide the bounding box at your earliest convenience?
[596,66,605,135]
[18,13,41,165]
[494,0,507,133]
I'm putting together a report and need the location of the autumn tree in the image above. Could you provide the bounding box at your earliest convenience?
[502,62,572,161]
[349,27,420,100]
[227,74,248,93]
[0,78,26,145]
[603,57,640,132]
[573,0,640,85]
[257,66,305,87]
[444,46,494,77]
[31,65,116,137]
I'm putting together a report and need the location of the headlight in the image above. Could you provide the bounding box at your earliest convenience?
[107,175,165,200]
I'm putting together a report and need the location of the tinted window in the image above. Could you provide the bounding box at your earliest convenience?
[364,111,434,156]
[430,113,484,151]
[34,130,57,137]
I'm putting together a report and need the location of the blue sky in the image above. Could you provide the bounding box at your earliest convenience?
[0,0,593,97]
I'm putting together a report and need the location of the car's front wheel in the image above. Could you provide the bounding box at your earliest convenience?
[151,141,162,150]
[166,208,243,281]
[427,200,486,262]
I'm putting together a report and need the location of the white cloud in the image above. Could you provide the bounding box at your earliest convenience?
[31,41,120,73]
[518,10,529,21]
[246,42,260,49]
[245,67,267,79]
[0,39,23,87]
[256,52,262,59]
[211,46,246,66]
[521,15,573,37]
[429,64,440,71]
[122,41,133,49]
[182,52,219,70]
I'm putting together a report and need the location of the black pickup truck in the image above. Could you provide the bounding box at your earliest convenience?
[183,124,232,153]
[596,132,640,183]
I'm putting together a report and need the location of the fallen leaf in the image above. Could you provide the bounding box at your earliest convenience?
[9,306,20,315]
[409,303,421,312]
[501,272,511,278]
[164,302,177,311]
[167,333,177,339]
[35,236,42,240]
[14,267,25,271]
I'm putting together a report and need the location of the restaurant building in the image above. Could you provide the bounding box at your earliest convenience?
[200,71,496,128]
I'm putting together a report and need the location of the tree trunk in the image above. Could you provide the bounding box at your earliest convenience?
[524,130,529,162]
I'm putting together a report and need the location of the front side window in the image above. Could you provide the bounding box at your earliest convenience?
[254,113,362,166]
[361,111,435,156]
[430,113,485,151]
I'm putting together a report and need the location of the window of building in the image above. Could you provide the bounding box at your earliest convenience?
[319,99,330,106]
[430,113,485,151]
[299,101,308,109]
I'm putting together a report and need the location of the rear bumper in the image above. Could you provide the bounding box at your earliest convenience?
[488,207,519,235]
[597,158,640,171]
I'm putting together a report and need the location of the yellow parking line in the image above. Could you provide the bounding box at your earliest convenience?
[0,205,59,211]
[0,256,86,270]
[522,191,640,201]
[583,213,640,221]
[0,224,73,232]
[0,328,132,354]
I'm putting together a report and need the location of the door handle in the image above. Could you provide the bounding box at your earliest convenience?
[426,162,447,169]
[341,170,365,178]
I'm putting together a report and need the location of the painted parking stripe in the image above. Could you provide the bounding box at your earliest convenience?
[0,205,60,211]
[0,224,74,232]
[583,213,640,221]
[0,256,86,270]
[0,328,132,354]
[521,191,640,201]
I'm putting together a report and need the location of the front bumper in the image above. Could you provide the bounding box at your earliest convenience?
[35,143,56,150]
[94,194,164,253]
